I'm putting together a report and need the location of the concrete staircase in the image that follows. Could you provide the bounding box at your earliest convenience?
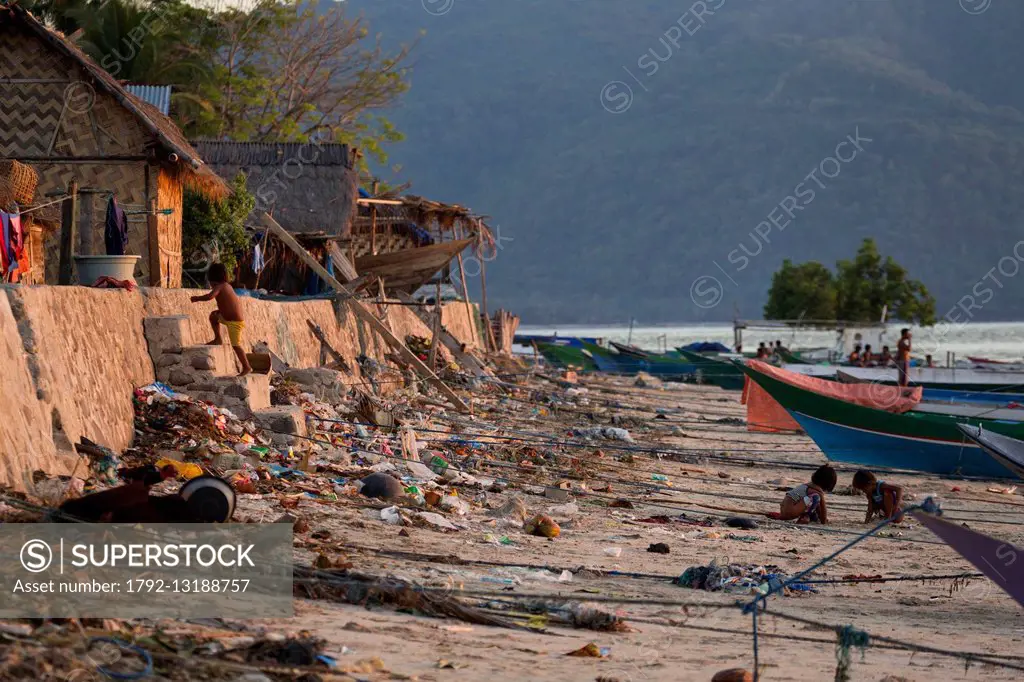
[142,316,293,429]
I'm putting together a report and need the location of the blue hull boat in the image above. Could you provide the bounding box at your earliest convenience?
[790,412,1018,479]
[921,388,1024,406]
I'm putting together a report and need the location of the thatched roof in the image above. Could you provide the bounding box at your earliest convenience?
[194,141,354,167]
[355,193,496,255]
[192,140,358,235]
[4,3,229,198]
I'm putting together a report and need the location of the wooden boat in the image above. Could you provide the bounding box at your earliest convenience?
[534,341,598,371]
[677,349,745,390]
[584,341,694,378]
[836,367,1024,393]
[354,238,474,293]
[922,388,1024,405]
[966,356,1024,372]
[912,402,1024,422]
[957,424,1024,479]
[740,362,1023,479]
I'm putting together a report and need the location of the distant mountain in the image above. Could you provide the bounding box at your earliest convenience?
[349,0,1024,324]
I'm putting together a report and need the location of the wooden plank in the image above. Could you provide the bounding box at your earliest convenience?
[355,238,475,293]
[307,320,351,373]
[327,241,358,282]
[261,213,470,413]
[58,180,78,285]
[395,291,490,377]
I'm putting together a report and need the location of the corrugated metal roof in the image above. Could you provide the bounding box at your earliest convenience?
[125,84,172,115]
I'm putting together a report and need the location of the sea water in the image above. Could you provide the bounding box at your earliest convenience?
[517,321,1024,362]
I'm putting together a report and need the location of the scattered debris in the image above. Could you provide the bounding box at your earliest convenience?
[525,514,561,538]
[647,542,670,554]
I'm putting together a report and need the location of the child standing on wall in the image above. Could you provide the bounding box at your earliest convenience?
[190,263,252,376]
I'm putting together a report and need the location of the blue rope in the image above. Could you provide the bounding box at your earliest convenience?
[744,497,940,677]
[752,607,760,682]
[89,637,154,680]
[742,499,938,614]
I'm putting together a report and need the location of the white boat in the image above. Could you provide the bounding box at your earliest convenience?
[913,402,1024,422]
[837,367,1024,389]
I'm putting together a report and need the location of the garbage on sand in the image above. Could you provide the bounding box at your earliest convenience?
[572,426,634,442]
[524,514,560,538]
[565,642,607,657]
[674,560,812,595]
[359,472,405,500]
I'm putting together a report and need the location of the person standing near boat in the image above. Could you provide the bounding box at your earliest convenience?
[896,328,912,387]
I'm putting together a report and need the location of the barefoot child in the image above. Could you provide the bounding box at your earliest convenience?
[779,464,836,524]
[852,470,903,523]
[190,263,252,376]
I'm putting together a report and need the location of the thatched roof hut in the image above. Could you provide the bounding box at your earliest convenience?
[0,3,228,286]
[192,140,359,235]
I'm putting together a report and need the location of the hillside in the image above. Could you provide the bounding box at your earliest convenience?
[348,0,1024,324]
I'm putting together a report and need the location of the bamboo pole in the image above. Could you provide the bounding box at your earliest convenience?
[261,213,470,413]
[427,281,442,370]
[58,180,78,285]
[147,199,161,286]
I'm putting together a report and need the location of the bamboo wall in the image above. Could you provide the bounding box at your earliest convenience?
[0,21,182,286]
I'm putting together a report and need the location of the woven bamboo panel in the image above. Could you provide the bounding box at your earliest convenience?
[0,27,148,158]
[350,233,416,258]
[37,162,150,284]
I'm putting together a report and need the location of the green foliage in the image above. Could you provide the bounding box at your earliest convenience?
[182,173,255,275]
[835,239,936,325]
[765,240,936,325]
[36,0,412,164]
[763,260,837,321]
[179,0,412,159]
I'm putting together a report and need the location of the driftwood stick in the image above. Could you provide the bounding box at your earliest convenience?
[262,213,469,413]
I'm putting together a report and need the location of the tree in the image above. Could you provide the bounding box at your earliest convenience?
[835,239,936,325]
[34,0,413,168]
[182,173,255,275]
[763,260,837,321]
[181,0,413,166]
[764,239,936,325]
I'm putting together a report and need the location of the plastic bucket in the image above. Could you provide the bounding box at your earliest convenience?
[74,255,140,284]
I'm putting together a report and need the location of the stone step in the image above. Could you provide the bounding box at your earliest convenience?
[253,405,308,446]
[181,344,240,377]
[155,344,244,384]
[144,315,192,356]
[188,374,271,419]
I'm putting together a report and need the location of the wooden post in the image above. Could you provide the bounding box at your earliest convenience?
[427,281,442,370]
[79,192,94,256]
[261,213,470,413]
[369,179,379,255]
[58,180,78,285]
[147,199,161,286]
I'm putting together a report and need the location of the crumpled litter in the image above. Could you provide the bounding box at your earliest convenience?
[572,426,634,442]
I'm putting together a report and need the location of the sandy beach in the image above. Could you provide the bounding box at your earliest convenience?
[235,373,1024,681]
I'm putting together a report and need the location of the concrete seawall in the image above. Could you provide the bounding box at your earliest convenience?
[0,285,480,490]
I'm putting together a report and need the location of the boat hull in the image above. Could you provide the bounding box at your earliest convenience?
[742,364,1024,479]
[791,411,1016,479]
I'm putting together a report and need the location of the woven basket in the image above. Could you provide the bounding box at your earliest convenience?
[0,159,39,206]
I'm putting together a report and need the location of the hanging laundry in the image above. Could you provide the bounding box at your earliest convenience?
[104,195,129,256]
[0,211,10,275]
[253,243,265,273]
[8,209,22,266]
